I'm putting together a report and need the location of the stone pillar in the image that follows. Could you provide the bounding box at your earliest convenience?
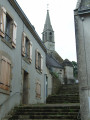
[74,10,90,120]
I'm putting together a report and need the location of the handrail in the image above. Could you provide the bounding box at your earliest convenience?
[0,92,21,107]
[77,110,81,120]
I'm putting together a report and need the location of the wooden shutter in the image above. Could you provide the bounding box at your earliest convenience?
[41,55,43,73]
[0,7,6,37]
[0,56,11,90]
[38,82,41,97]
[36,81,41,98]
[6,59,11,87]
[29,41,32,62]
[12,21,17,48]
[22,32,26,56]
[35,49,38,69]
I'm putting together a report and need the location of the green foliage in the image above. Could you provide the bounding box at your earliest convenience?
[72,61,78,78]
[51,72,59,79]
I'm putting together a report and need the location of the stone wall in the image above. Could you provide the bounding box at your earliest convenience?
[52,76,61,95]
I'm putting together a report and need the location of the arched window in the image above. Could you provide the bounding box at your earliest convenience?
[49,32,52,42]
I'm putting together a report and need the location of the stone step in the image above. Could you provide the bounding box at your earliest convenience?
[9,115,78,119]
[3,119,78,120]
[13,110,79,113]
[46,101,79,104]
[47,96,79,98]
[3,85,80,120]
[15,105,80,109]
[47,99,79,103]
[13,106,79,110]
[46,97,79,100]
[47,98,79,101]
[13,112,78,115]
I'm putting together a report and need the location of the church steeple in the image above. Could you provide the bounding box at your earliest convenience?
[44,10,53,32]
[42,10,55,52]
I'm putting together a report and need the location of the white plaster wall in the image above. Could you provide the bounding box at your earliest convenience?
[0,0,47,119]
[65,66,73,79]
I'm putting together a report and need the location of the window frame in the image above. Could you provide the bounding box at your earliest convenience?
[35,49,43,73]
[22,32,32,63]
[0,7,17,49]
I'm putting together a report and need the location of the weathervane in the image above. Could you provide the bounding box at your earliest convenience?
[47,4,49,11]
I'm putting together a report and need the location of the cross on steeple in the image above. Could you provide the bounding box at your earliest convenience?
[47,4,49,11]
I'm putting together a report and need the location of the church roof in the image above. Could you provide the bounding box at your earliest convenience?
[62,59,73,67]
[51,51,63,64]
[46,54,63,69]
[43,10,53,32]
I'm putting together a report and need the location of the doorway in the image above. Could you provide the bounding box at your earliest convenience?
[46,76,48,98]
[44,75,48,102]
[22,70,29,104]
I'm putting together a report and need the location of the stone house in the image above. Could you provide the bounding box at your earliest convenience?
[0,0,52,119]
[74,0,90,119]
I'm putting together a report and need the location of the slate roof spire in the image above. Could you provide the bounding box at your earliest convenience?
[43,10,53,32]
[42,8,55,50]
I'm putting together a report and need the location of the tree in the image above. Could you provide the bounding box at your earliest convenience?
[72,61,78,78]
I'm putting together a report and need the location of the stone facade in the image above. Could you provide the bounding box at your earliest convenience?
[0,0,52,119]
[74,0,90,120]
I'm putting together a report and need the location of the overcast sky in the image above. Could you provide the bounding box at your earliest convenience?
[17,0,77,62]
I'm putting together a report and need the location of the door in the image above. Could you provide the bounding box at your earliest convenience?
[22,70,29,104]
[46,76,48,98]
[44,75,48,102]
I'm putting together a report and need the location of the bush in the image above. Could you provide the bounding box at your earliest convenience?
[51,72,59,79]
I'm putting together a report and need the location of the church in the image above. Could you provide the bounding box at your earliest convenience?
[43,10,74,84]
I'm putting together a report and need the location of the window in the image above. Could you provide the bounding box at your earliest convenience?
[49,32,52,35]
[35,49,43,73]
[49,32,52,42]
[25,37,29,57]
[0,56,11,91]
[5,13,12,42]
[38,52,41,71]
[0,7,17,48]
[22,32,32,63]
[36,81,41,98]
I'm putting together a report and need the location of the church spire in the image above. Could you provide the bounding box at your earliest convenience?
[42,9,55,51]
[43,10,53,32]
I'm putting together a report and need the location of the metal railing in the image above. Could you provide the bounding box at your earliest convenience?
[77,110,81,120]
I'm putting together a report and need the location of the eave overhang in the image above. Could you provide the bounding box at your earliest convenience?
[8,0,47,53]
[78,9,90,15]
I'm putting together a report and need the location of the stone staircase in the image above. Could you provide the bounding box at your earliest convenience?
[47,84,79,104]
[3,84,80,120]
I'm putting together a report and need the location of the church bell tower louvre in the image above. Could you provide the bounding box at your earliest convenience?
[42,10,55,52]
